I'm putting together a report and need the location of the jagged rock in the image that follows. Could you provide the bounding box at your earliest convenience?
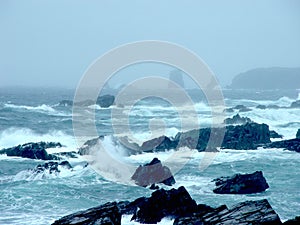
[54,151,78,158]
[131,186,198,224]
[140,135,178,152]
[52,202,121,225]
[213,171,269,194]
[34,161,72,174]
[224,114,252,125]
[131,158,175,187]
[290,100,300,108]
[0,142,62,160]
[267,139,300,152]
[58,100,73,107]
[97,94,115,108]
[270,130,283,139]
[296,129,300,139]
[221,123,271,150]
[283,216,300,225]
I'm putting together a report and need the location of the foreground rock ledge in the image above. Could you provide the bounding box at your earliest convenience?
[52,186,282,225]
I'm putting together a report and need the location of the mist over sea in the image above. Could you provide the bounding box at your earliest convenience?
[0,87,299,224]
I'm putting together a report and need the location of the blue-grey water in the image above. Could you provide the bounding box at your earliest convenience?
[0,87,299,224]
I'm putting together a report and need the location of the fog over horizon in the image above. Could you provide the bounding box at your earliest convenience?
[1,0,300,89]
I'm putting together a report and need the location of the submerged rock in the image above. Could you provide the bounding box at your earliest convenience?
[131,158,175,187]
[52,202,121,225]
[0,142,62,160]
[213,171,269,194]
[34,161,72,174]
[97,94,115,108]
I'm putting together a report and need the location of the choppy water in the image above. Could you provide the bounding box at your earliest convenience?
[0,87,299,224]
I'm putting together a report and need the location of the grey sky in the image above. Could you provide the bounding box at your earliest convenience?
[1,0,300,88]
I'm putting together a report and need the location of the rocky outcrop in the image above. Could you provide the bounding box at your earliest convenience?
[224,114,252,125]
[131,158,175,187]
[290,100,300,108]
[52,202,121,225]
[267,139,300,153]
[270,130,283,139]
[296,129,300,139]
[131,186,197,224]
[226,105,252,113]
[78,136,104,155]
[53,186,284,225]
[97,94,115,108]
[0,142,62,160]
[213,171,269,194]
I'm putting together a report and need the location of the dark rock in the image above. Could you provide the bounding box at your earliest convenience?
[223,108,234,113]
[34,161,72,174]
[283,216,300,225]
[140,135,178,152]
[213,171,269,194]
[97,94,115,108]
[257,104,267,109]
[221,123,271,150]
[52,202,121,225]
[270,130,283,139]
[202,199,281,224]
[0,142,62,160]
[131,186,198,223]
[224,114,252,125]
[131,158,176,187]
[267,139,300,152]
[290,100,300,108]
[268,104,281,109]
[58,100,73,107]
[296,129,300,139]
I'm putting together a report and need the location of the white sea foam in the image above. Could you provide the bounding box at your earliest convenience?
[122,214,174,225]
[0,128,77,150]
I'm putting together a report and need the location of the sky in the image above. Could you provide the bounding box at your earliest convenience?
[1,0,300,88]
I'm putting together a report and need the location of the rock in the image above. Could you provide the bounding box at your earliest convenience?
[140,135,178,152]
[224,114,252,125]
[223,108,234,113]
[203,199,281,224]
[267,138,300,152]
[131,158,176,187]
[54,151,78,158]
[34,161,72,174]
[221,123,271,150]
[290,100,300,108]
[213,171,269,194]
[97,94,115,108]
[58,100,73,107]
[0,142,62,160]
[78,136,104,155]
[296,129,300,139]
[257,104,267,109]
[268,104,281,109]
[270,130,283,139]
[52,202,121,225]
[131,186,198,223]
[234,105,252,112]
[283,216,300,225]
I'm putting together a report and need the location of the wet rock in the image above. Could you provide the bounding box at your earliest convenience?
[97,94,115,108]
[0,142,62,160]
[224,114,252,125]
[234,104,252,112]
[213,171,269,194]
[283,216,300,225]
[140,135,178,152]
[131,186,197,224]
[267,138,300,152]
[296,129,300,139]
[34,161,72,174]
[54,151,78,158]
[78,136,104,155]
[257,104,267,109]
[131,158,175,187]
[290,100,300,108]
[52,202,121,225]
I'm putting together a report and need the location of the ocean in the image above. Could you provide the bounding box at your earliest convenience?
[0,87,299,224]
